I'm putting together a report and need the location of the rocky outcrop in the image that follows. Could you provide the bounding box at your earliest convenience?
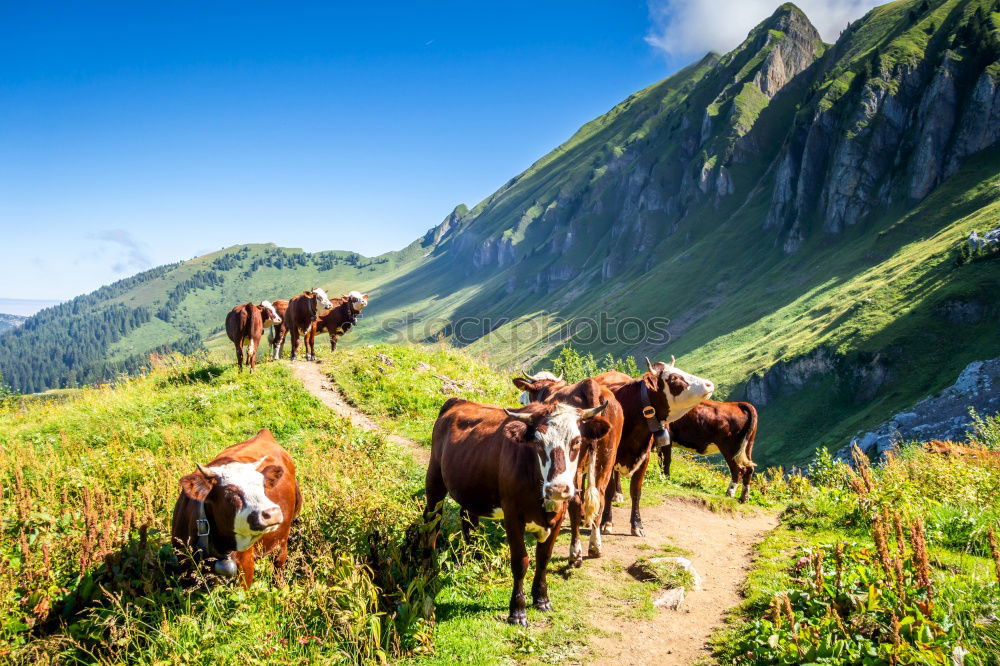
[745,348,890,407]
[837,358,1000,462]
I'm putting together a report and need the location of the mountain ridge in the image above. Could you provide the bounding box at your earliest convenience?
[2,0,998,467]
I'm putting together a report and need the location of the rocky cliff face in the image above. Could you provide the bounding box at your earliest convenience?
[837,357,1000,461]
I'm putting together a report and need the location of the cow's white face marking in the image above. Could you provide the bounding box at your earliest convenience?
[260,301,281,328]
[526,521,551,542]
[656,362,714,422]
[205,460,282,552]
[312,288,334,313]
[534,404,583,502]
[347,290,368,312]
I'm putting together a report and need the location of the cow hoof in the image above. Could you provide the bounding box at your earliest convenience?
[631,526,645,537]
[588,545,602,558]
[507,611,528,626]
[570,556,583,568]
[613,492,624,504]
[533,598,552,612]
[601,522,614,534]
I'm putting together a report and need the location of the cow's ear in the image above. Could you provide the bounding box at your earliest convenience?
[512,377,534,391]
[260,465,284,489]
[362,294,369,300]
[180,472,216,502]
[579,416,611,440]
[503,421,529,442]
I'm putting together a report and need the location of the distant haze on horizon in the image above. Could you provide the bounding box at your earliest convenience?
[1,0,886,303]
[0,298,63,317]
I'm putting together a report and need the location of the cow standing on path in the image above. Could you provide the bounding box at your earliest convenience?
[425,398,611,625]
[512,374,624,567]
[267,299,289,359]
[171,428,302,588]
[590,359,714,536]
[225,301,281,373]
[270,288,334,362]
[314,291,368,352]
[660,399,758,502]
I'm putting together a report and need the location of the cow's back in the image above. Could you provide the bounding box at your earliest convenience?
[226,305,251,343]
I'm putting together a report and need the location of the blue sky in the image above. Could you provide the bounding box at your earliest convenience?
[1,1,881,307]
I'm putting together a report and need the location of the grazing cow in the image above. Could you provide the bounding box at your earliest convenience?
[658,399,758,503]
[171,428,302,588]
[425,398,611,625]
[270,288,334,361]
[593,358,714,536]
[512,375,624,567]
[314,291,369,352]
[225,301,282,373]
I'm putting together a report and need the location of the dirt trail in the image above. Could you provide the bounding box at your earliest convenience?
[586,497,777,665]
[291,360,776,664]
[290,361,430,465]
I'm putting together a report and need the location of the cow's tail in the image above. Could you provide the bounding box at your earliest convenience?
[733,403,758,470]
[583,449,601,527]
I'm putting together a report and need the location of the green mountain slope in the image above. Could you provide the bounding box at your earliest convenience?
[2,0,998,467]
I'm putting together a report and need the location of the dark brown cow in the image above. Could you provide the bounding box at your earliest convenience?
[425,398,611,625]
[225,301,281,373]
[171,428,302,588]
[512,375,624,567]
[313,290,369,352]
[589,359,714,536]
[659,399,758,503]
[269,288,334,362]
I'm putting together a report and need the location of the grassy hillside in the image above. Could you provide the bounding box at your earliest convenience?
[3,345,998,663]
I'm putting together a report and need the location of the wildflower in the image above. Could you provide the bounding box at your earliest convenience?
[910,518,932,604]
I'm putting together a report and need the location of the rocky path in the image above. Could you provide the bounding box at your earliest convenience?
[290,361,430,465]
[291,359,776,664]
[586,497,777,665]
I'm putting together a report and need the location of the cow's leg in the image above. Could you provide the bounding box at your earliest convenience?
[613,471,624,504]
[247,336,257,374]
[289,329,300,361]
[567,491,584,567]
[504,516,529,626]
[587,490,604,557]
[423,460,447,552]
[531,506,565,612]
[233,549,255,589]
[329,334,338,352]
[629,453,651,537]
[234,341,244,373]
[601,474,616,534]
[460,508,479,544]
[739,465,754,503]
[725,456,740,499]
[271,327,285,360]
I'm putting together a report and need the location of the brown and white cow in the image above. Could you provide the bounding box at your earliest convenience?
[314,290,368,352]
[267,299,290,359]
[660,399,758,502]
[425,398,611,625]
[171,428,302,588]
[512,374,623,567]
[589,358,714,536]
[225,301,281,373]
[269,288,334,362]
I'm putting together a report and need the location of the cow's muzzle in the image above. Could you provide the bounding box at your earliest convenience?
[543,482,572,502]
[248,508,283,532]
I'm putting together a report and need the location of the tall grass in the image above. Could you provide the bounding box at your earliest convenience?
[0,355,428,663]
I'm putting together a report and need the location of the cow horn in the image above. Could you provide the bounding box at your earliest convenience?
[522,370,541,381]
[504,409,534,423]
[554,374,563,382]
[671,355,677,366]
[254,456,271,470]
[645,357,655,373]
[195,463,216,479]
[579,400,609,419]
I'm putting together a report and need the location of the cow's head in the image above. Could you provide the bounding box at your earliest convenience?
[644,356,714,422]
[312,287,334,315]
[504,402,611,508]
[346,290,369,313]
[180,458,285,552]
[259,301,281,328]
[512,370,567,405]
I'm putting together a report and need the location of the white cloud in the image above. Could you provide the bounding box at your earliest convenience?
[91,229,153,274]
[645,0,886,56]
